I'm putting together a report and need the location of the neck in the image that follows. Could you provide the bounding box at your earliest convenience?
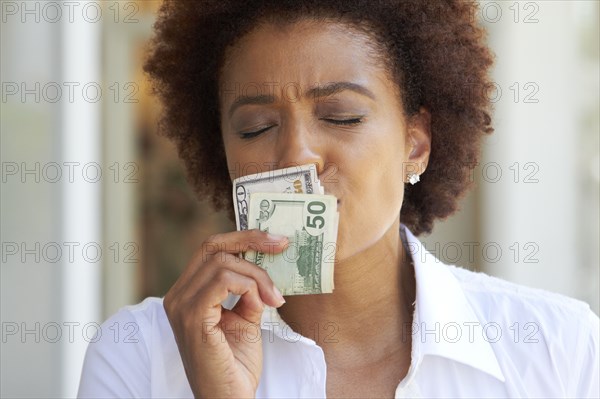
[277,220,416,369]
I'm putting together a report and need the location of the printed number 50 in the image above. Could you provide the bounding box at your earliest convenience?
[306,201,326,228]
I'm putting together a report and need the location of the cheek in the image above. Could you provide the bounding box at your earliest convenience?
[344,133,406,199]
[223,141,273,181]
[332,138,406,258]
[361,166,405,225]
[372,146,407,223]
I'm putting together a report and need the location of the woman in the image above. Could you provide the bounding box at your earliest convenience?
[79,1,599,398]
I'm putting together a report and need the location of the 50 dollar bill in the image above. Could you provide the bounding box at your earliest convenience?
[232,164,324,231]
[245,193,338,295]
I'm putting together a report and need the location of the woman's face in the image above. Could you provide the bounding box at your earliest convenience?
[219,19,430,262]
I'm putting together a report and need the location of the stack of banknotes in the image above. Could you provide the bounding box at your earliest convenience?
[233,164,339,295]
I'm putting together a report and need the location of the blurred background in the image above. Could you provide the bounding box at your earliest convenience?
[1,0,598,397]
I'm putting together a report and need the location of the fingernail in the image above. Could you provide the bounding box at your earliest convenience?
[267,233,288,242]
[273,285,286,305]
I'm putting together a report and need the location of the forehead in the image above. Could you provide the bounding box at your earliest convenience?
[219,19,395,100]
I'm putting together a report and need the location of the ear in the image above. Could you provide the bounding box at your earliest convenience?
[403,107,431,182]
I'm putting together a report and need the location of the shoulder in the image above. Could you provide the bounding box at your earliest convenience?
[449,265,596,325]
[449,266,599,397]
[78,297,176,398]
[114,297,169,336]
[89,297,170,356]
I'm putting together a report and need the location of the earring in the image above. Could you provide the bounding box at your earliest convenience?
[407,173,420,185]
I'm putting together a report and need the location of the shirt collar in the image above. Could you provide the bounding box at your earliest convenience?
[258,225,506,382]
[402,225,506,382]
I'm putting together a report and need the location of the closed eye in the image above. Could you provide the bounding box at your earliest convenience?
[323,118,363,126]
[239,125,274,139]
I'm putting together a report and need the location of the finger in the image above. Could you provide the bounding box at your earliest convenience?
[170,249,286,317]
[188,252,284,309]
[231,289,274,323]
[177,230,288,286]
[197,269,265,324]
[201,230,289,257]
[216,252,285,308]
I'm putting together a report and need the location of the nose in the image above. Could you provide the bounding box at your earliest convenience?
[275,122,324,174]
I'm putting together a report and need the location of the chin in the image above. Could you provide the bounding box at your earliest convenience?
[333,220,399,263]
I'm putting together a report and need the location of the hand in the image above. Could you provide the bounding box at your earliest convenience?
[163,229,288,398]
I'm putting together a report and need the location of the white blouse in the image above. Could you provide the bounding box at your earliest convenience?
[78,227,599,398]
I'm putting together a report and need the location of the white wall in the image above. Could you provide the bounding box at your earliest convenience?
[1,2,102,396]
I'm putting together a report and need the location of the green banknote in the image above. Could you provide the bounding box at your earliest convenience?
[245,193,338,295]
[232,164,324,231]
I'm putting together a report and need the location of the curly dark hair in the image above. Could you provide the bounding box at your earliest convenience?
[144,0,494,236]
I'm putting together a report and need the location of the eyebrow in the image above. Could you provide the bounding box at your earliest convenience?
[307,81,376,101]
[227,81,376,118]
[228,94,275,118]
